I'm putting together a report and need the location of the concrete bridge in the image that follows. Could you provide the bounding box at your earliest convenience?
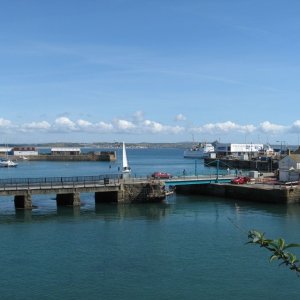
[0,174,167,209]
[0,173,232,210]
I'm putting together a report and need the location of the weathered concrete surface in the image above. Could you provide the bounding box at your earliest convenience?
[175,183,300,204]
[94,182,165,203]
[120,182,165,203]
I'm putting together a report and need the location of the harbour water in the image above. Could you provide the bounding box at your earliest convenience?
[1,148,300,299]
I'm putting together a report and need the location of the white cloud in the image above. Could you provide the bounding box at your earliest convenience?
[290,120,300,133]
[94,121,114,132]
[77,119,92,127]
[259,121,286,134]
[175,114,186,121]
[143,120,184,134]
[54,117,77,130]
[133,111,145,123]
[22,121,51,131]
[2,115,300,142]
[203,121,238,132]
[192,121,256,134]
[143,120,164,133]
[114,119,136,131]
[169,125,185,134]
[0,118,12,128]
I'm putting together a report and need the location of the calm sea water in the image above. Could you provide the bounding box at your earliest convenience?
[1,148,300,299]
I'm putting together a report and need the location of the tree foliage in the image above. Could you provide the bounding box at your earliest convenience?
[247,230,300,275]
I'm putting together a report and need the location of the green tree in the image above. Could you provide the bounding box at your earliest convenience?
[247,230,300,275]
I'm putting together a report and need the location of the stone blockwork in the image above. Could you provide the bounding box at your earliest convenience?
[93,182,165,203]
[120,182,165,203]
[285,186,300,203]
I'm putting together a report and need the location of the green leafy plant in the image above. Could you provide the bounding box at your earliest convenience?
[247,230,300,275]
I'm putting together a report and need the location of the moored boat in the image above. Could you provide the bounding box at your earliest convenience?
[0,159,18,167]
[184,142,215,158]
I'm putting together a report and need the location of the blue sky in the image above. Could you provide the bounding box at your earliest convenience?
[1,0,300,145]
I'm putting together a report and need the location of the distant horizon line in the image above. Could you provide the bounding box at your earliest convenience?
[1,141,299,148]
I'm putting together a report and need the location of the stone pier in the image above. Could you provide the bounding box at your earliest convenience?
[56,192,81,206]
[14,193,32,210]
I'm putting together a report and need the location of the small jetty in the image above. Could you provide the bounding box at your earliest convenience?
[164,172,300,204]
[175,180,300,204]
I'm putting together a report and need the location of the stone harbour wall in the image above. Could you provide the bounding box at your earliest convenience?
[175,183,300,204]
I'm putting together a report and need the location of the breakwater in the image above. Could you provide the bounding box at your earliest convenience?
[6,151,116,161]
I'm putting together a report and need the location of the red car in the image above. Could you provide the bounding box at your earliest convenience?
[151,172,172,179]
[231,176,250,184]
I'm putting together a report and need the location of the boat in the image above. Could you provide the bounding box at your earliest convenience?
[122,142,131,175]
[0,159,18,167]
[0,145,18,167]
[184,142,215,158]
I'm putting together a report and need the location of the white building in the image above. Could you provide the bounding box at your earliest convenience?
[13,146,38,156]
[51,147,81,155]
[278,154,300,182]
[214,142,264,156]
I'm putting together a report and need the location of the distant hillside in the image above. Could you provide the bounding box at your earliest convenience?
[2,142,194,149]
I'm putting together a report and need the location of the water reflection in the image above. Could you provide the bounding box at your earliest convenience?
[15,209,33,222]
[230,199,290,217]
[56,206,81,218]
[183,193,292,217]
[0,201,173,224]
[0,193,298,225]
[95,202,173,221]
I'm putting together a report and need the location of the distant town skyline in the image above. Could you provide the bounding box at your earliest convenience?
[1,1,300,145]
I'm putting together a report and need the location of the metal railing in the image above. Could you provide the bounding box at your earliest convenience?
[0,174,122,191]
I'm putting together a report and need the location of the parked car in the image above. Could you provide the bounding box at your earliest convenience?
[151,172,172,179]
[231,176,250,184]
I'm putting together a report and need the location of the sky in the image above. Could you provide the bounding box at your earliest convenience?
[1,0,300,145]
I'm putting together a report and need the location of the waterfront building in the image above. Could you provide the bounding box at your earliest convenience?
[51,147,81,155]
[213,141,264,157]
[278,154,300,182]
[13,146,38,156]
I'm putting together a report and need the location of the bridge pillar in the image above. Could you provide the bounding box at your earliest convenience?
[95,191,119,203]
[14,193,32,210]
[56,192,80,206]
